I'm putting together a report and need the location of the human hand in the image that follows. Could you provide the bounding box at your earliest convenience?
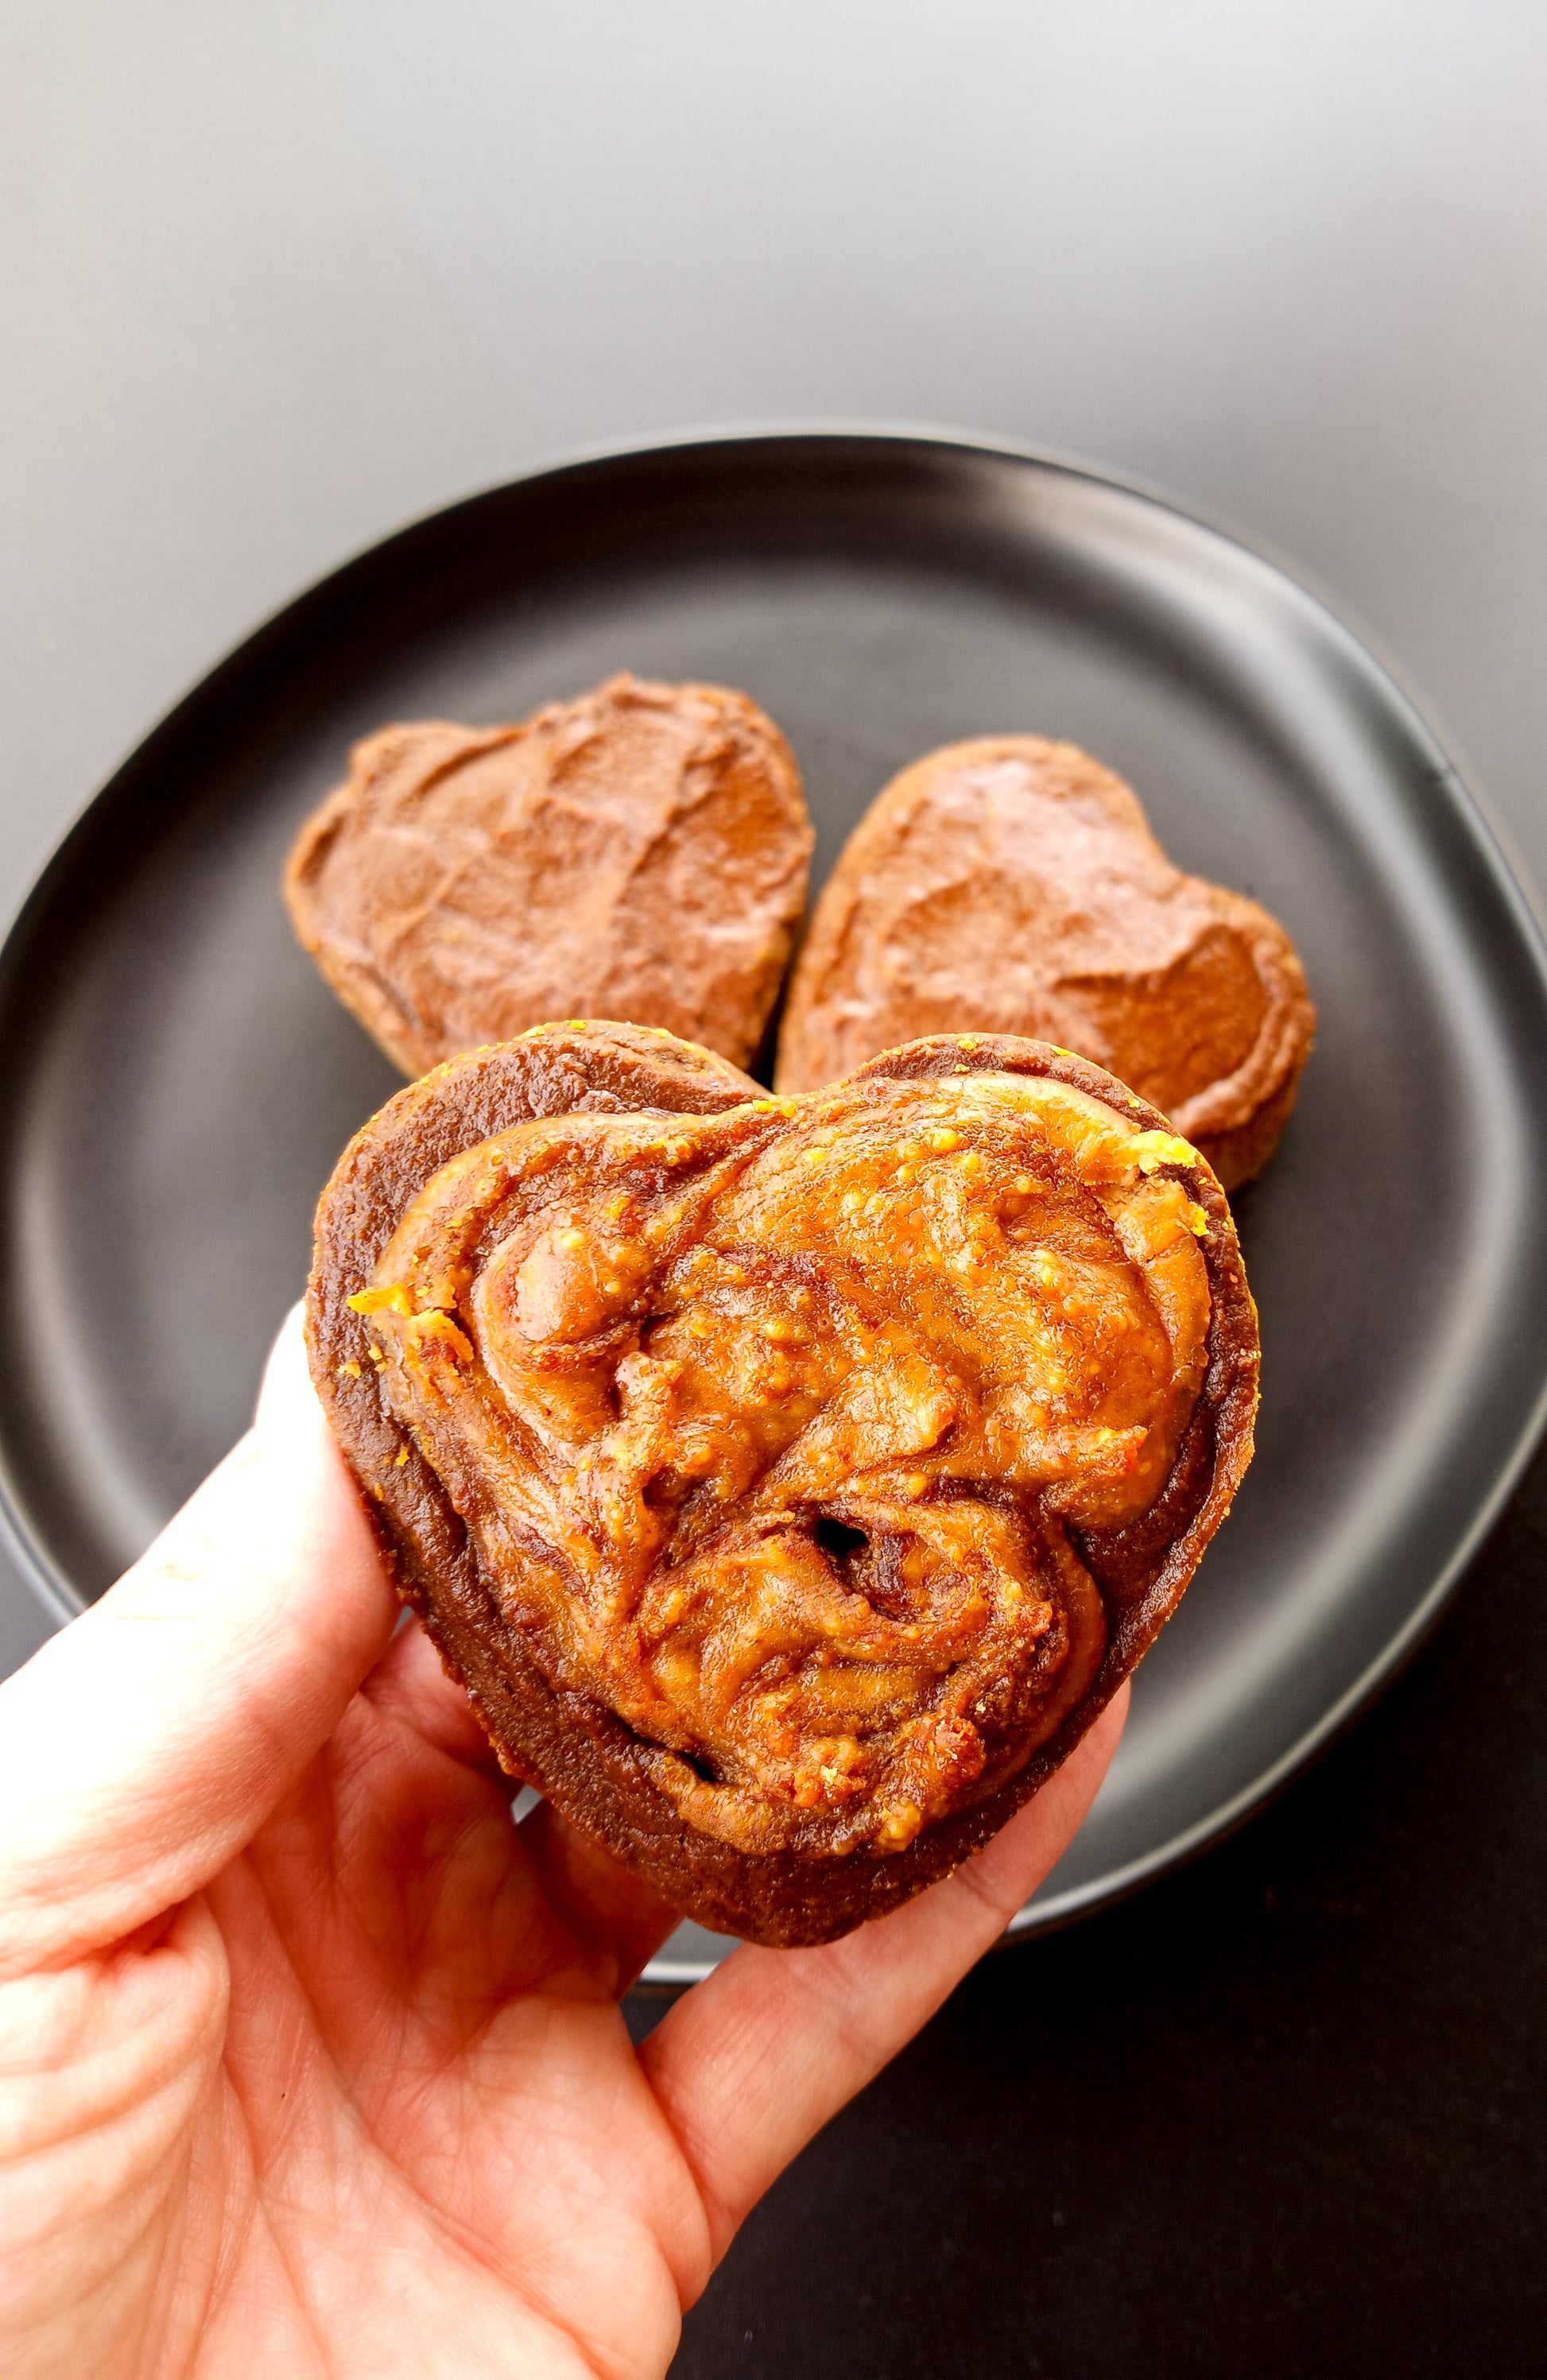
[0,1311,1126,2379]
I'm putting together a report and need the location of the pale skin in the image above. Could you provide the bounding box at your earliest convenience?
[0,1312,1126,2380]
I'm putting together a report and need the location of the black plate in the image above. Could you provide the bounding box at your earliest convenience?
[4,430,1546,1984]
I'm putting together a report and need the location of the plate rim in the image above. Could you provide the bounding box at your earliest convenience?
[5,422,1547,1980]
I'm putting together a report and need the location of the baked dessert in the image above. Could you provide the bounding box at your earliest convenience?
[776,737,1315,1190]
[308,1018,1259,1946]
[285,673,813,1077]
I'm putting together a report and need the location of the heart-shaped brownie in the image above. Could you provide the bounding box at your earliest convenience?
[308,1020,1258,1945]
[285,673,813,1077]
[776,737,1315,1190]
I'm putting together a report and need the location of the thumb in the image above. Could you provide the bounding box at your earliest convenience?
[0,1307,397,1978]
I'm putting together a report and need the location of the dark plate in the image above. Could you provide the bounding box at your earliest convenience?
[3,430,1545,1985]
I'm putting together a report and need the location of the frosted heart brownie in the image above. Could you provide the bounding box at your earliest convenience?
[776,737,1315,1190]
[285,673,813,1077]
[307,1019,1259,1945]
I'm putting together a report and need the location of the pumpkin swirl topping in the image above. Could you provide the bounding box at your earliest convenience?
[353,1070,1212,1859]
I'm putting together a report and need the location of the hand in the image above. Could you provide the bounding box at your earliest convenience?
[0,1312,1126,2379]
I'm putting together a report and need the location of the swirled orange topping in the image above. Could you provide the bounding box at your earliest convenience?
[355,1072,1211,1858]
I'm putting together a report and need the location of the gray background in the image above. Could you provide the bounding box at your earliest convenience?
[7,0,1545,1660]
[5,5,1546,2370]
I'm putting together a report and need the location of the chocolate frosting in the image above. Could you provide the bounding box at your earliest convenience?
[775,738,1315,1189]
[285,673,813,1077]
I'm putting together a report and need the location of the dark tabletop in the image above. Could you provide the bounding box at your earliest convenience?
[5,6,1545,2372]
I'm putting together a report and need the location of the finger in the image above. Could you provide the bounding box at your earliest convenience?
[641,1687,1128,2258]
[354,1618,680,1994]
[518,1801,684,1996]
[359,1611,512,1781]
[0,1308,398,1977]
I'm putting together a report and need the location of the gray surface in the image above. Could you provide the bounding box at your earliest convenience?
[5,5,1547,2369]
[6,0,1545,1624]
[0,1558,51,1674]
[5,2,1545,921]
